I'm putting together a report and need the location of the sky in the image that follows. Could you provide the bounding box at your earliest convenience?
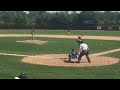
[24,11,120,14]
[24,11,81,14]
[46,11,81,13]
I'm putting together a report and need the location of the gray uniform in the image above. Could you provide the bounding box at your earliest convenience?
[78,43,91,63]
[32,29,35,40]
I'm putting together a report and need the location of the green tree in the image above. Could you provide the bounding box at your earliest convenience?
[75,11,97,25]
[14,11,28,25]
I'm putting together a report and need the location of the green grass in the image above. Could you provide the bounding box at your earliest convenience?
[0,51,120,79]
[0,29,120,36]
[0,29,120,79]
[0,37,119,55]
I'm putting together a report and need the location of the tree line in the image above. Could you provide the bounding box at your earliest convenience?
[0,11,120,26]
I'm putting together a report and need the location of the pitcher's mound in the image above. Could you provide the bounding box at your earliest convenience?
[21,54,119,67]
[16,40,47,45]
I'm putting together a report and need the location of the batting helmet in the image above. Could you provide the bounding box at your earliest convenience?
[78,36,81,39]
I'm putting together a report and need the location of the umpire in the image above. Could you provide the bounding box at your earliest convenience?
[77,41,91,63]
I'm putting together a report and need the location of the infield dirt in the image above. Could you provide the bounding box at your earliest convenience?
[0,34,119,67]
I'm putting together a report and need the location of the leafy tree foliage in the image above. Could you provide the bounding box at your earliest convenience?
[0,11,120,26]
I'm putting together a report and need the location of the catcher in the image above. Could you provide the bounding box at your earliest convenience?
[68,36,85,62]
[68,49,79,62]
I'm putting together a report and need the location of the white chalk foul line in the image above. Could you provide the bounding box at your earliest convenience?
[91,48,120,56]
[0,53,29,57]
[0,48,120,57]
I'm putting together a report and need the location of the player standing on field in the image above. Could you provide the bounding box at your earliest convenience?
[32,28,35,40]
[77,41,91,63]
[76,36,82,55]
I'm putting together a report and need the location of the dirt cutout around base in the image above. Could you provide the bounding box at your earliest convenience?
[22,49,120,67]
[0,34,119,67]
[16,40,47,45]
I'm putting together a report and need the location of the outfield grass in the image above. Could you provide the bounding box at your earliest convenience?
[0,29,120,37]
[0,29,120,79]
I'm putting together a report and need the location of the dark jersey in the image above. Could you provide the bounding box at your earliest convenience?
[71,51,78,56]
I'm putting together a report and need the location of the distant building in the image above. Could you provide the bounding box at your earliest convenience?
[119,26,120,30]
[97,26,102,30]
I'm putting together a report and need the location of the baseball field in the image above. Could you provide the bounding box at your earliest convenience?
[0,29,120,79]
